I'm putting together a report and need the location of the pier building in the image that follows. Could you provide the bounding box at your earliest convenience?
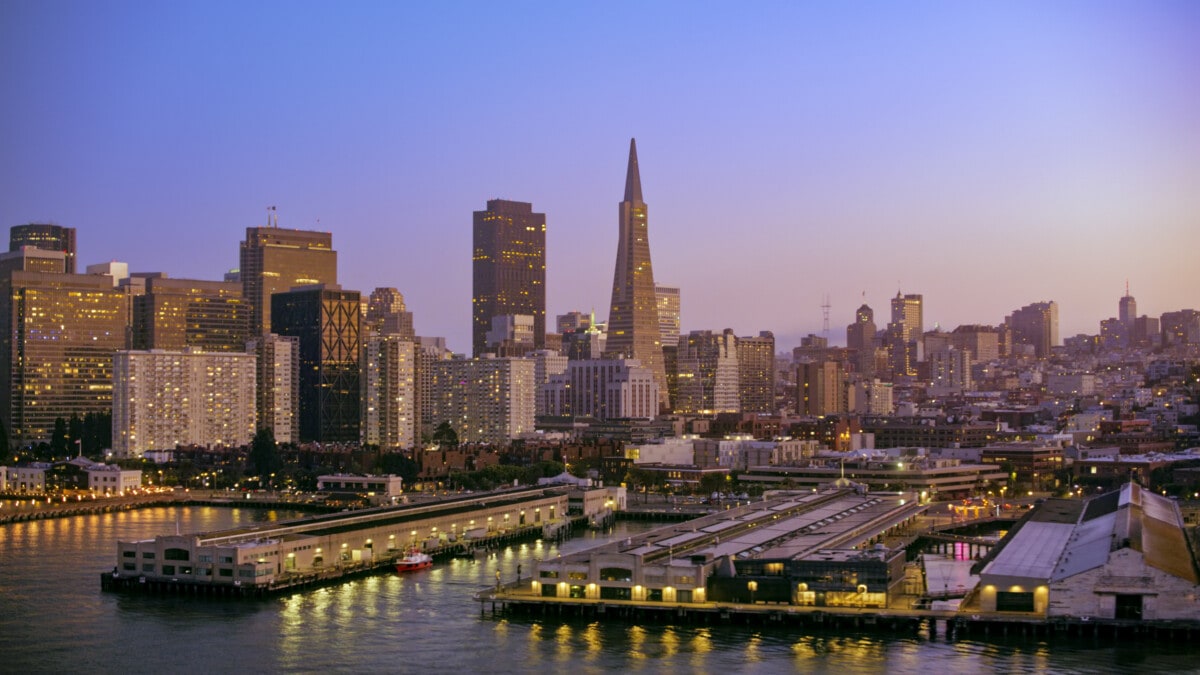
[966,482,1200,621]
[111,487,572,592]
[530,487,923,608]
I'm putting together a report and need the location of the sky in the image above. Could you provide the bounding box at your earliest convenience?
[2,1,1198,354]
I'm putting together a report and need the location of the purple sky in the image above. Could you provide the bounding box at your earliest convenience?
[2,1,1197,353]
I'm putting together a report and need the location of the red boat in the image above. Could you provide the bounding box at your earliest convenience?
[395,550,433,572]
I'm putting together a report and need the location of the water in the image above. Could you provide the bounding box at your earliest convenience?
[1,507,1196,673]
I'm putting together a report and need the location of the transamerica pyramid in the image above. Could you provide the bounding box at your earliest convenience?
[605,138,669,410]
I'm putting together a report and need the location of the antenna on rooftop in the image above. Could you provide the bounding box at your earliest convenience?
[821,294,832,339]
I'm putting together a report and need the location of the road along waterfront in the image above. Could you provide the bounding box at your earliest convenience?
[2,506,1198,673]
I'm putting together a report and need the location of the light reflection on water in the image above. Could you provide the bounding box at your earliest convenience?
[2,507,1198,674]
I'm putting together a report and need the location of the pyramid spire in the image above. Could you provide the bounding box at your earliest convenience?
[623,137,643,203]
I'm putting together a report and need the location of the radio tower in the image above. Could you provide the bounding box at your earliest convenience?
[821,293,832,339]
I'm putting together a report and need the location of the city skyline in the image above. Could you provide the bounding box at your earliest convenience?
[2,2,1197,353]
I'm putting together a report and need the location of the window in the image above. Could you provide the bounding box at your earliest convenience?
[600,567,633,582]
[122,551,135,558]
[162,565,175,575]
[219,556,234,564]
[164,548,189,561]
[996,591,1034,612]
[142,564,155,572]
[199,555,212,563]
[540,571,559,579]
[123,563,136,571]
[219,569,233,577]
[142,552,155,559]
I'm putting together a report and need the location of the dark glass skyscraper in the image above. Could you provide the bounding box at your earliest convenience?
[271,285,361,443]
[10,223,76,273]
[472,199,546,357]
[605,138,668,409]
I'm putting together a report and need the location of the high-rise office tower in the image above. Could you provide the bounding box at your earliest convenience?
[1119,283,1137,327]
[132,276,250,352]
[247,333,300,444]
[655,284,680,346]
[887,292,923,378]
[271,285,361,443]
[10,223,76,273]
[1005,301,1059,358]
[890,292,923,342]
[950,325,1001,363]
[472,199,546,357]
[239,221,337,335]
[605,138,669,410]
[846,303,877,376]
[675,329,739,414]
[365,287,415,340]
[928,347,973,393]
[1161,310,1200,346]
[112,349,257,458]
[556,311,591,334]
[0,270,128,446]
[797,361,846,416]
[738,331,776,414]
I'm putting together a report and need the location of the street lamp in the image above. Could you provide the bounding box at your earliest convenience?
[747,580,758,605]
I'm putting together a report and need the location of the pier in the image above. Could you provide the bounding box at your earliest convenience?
[101,485,586,598]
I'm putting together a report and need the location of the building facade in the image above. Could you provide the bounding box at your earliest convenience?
[112,349,257,457]
[675,329,740,414]
[247,333,300,444]
[132,276,250,352]
[1,271,128,446]
[271,285,361,443]
[472,199,546,357]
[540,358,660,420]
[429,357,536,444]
[10,223,76,273]
[1006,301,1059,358]
[361,336,416,449]
[655,284,680,346]
[239,224,337,335]
[605,139,669,410]
[738,331,776,413]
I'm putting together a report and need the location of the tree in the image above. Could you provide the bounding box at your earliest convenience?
[431,421,459,449]
[380,452,419,486]
[68,414,84,455]
[51,417,69,456]
[249,427,282,479]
